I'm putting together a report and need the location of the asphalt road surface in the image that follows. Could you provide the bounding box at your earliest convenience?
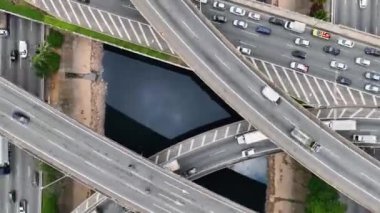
[131,0,380,211]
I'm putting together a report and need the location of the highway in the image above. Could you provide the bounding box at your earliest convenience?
[0,15,44,213]
[0,77,253,212]
[131,0,380,211]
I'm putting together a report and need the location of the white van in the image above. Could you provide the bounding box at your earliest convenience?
[353,134,377,143]
[359,0,367,8]
[261,86,281,104]
[18,41,28,59]
[195,0,208,4]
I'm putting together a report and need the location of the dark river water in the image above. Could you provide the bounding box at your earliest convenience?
[102,45,266,212]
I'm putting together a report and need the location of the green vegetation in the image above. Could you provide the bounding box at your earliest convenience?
[32,42,61,78]
[40,163,62,213]
[0,0,185,66]
[47,29,64,48]
[309,0,329,21]
[305,175,347,213]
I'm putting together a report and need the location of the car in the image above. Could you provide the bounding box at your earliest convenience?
[186,168,197,176]
[242,148,256,157]
[233,19,248,29]
[19,199,27,213]
[229,6,246,16]
[32,171,40,187]
[294,37,310,47]
[247,11,261,21]
[77,0,90,3]
[338,38,355,48]
[268,17,285,26]
[323,45,340,56]
[237,46,252,55]
[255,26,271,35]
[336,76,352,86]
[19,41,28,59]
[364,47,380,57]
[212,15,227,23]
[364,72,380,81]
[330,61,348,70]
[311,29,331,40]
[359,0,367,8]
[290,61,309,73]
[0,29,8,37]
[10,50,18,62]
[212,1,226,10]
[364,84,380,93]
[355,57,371,66]
[9,190,16,203]
[291,50,307,59]
[12,111,30,125]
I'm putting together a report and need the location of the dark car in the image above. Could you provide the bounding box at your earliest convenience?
[19,199,27,213]
[255,26,271,35]
[323,45,340,56]
[364,47,380,57]
[185,168,197,177]
[212,15,227,23]
[12,111,30,125]
[32,171,40,187]
[10,50,18,62]
[336,76,352,86]
[291,50,307,59]
[268,17,285,26]
[77,0,90,3]
[9,190,16,203]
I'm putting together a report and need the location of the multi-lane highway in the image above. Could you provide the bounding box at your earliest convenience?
[132,0,380,211]
[0,15,44,213]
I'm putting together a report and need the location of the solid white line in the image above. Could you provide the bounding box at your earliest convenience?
[138,22,150,46]
[272,64,288,93]
[128,19,142,44]
[236,122,241,134]
[54,129,74,140]
[359,92,366,105]
[350,108,363,118]
[201,135,206,146]
[108,13,122,38]
[373,96,377,106]
[118,17,131,40]
[58,0,71,22]
[326,109,334,119]
[262,62,273,82]
[149,26,163,51]
[67,0,80,24]
[282,67,300,98]
[98,9,114,35]
[48,0,62,18]
[293,71,310,103]
[304,75,320,106]
[224,126,230,138]
[347,88,357,105]
[88,7,103,32]
[339,108,346,118]
[313,77,329,106]
[365,109,376,118]
[335,86,347,105]
[77,3,92,28]
[324,81,338,105]
[177,144,182,156]
[212,130,218,142]
[165,149,171,162]
[316,109,321,118]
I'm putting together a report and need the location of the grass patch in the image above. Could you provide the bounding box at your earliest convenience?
[0,0,185,66]
[40,163,61,213]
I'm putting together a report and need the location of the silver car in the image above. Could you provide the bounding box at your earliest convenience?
[364,84,380,93]
[237,46,252,55]
[364,72,380,81]
[330,60,348,70]
[229,6,246,16]
[233,20,248,29]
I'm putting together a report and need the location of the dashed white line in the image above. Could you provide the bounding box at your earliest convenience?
[346,88,357,105]
[108,13,122,38]
[138,22,150,46]
[293,71,310,103]
[304,75,320,106]
[77,3,92,28]
[272,64,288,93]
[262,62,274,82]
[282,67,300,98]
[88,7,103,32]
[153,204,171,213]
[118,17,131,40]
[48,0,62,18]
[182,21,197,38]
[350,108,363,118]
[98,10,114,35]
[128,19,142,44]
[58,0,71,22]
[149,27,163,51]
[67,0,80,24]
[215,55,231,70]
[313,77,329,106]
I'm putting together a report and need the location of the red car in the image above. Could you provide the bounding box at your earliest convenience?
[312,29,331,40]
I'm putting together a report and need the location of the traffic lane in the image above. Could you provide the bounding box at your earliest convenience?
[0,174,10,213]
[22,153,39,213]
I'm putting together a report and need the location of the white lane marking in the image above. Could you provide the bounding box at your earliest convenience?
[324,148,341,159]
[335,87,347,105]
[49,0,62,18]
[182,21,197,38]
[324,81,338,105]
[108,13,122,38]
[361,173,380,186]
[27,166,31,177]
[128,19,142,44]
[326,109,334,119]
[209,149,226,156]
[67,0,80,24]
[118,17,131,40]
[77,3,92,28]
[247,123,252,131]
[350,108,363,118]
[304,75,320,106]
[98,9,114,35]
[359,92,366,105]
[54,129,74,140]
[272,64,288,93]
[313,77,329,106]
[167,43,176,55]
[189,139,194,150]
[249,57,259,70]
[293,71,310,103]
[373,95,377,105]
[92,150,113,162]
[58,0,71,22]
[212,130,218,142]
[177,144,182,156]
[339,108,347,118]
[316,109,321,118]
[347,88,357,105]
[170,192,194,205]
[158,193,184,210]
[282,67,300,98]
[88,7,103,32]
[215,55,231,70]
[164,181,189,195]
[138,22,150,46]
[154,155,159,164]
[242,30,259,37]
[166,149,171,161]
[149,27,163,50]
[239,40,256,48]
[262,62,273,82]
[236,123,241,134]
[153,204,171,213]
[41,0,50,11]
[201,135,206,146]
[224,126,230,138]
[366,109,376,118]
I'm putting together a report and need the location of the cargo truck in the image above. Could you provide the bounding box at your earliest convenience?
[0,12,9,37]
[353,134,377,143]
[235,131,267,145]
[290,127,321,152]
[284,21,306,33]
[0,136,10,175]
[322,120,357,131]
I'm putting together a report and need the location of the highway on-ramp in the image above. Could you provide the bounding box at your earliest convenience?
[131,0,380,211]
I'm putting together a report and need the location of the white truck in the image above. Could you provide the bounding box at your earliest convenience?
[162,159,180,172]
[261,85,281,104]
[290,127,321,152]
[0,12,9,36]
[0,136,10,175]
[284,21,306,33]
[322,120,357,131]
[353,134,377,143]
[235,131,267,145]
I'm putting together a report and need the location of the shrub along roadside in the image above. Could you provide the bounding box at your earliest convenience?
[46,29,64,48]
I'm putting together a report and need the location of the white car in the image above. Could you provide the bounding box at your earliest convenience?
[229,6,246,16]
[364,84,380,93]
[338,38,355,48]
[364,72,380,81]
[233,19,248,29]
[330,60,348,70]
[355,57,370,66]
[294,37,310,47]
[241,148,256,157]
[0,29,8,37]
[212,1,226,10]
[248,11,261,21]
[195,0,208,3]
[237,46,252,55]
[290,61,309,73]
[18,41,28,59]
[359,0,367,8]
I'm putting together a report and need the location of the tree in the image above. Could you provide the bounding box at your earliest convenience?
[310,0,326,4]
[47,29,64,48]
[313,9,329,21]
[32,42,61,78]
